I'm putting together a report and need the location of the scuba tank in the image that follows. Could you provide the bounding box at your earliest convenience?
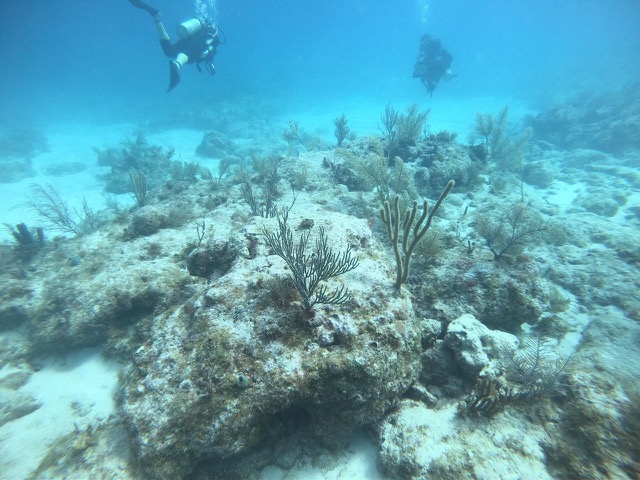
[176,17,205,39]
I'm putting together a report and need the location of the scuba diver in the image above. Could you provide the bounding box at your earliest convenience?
[413,34,455,97]
[128,0,222,92]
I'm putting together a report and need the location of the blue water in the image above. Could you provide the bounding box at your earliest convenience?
[1,0,638,128]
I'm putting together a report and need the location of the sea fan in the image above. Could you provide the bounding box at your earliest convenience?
[502,335,572,396]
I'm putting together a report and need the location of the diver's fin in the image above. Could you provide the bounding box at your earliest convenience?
[167,61,181,92]
[128,0,159,17]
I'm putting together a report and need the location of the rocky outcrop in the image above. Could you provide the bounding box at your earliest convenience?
[118,212,423,479]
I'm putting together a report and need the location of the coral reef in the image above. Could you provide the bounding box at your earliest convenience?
[473,106,532,172]
[95,134,174,194]
[119,210,421,479]
[128,169,148,208]
[1,96,638,479]
[526,82,640,155]
[333,113,350,146]
[196,130,237,158]
[381,104,429,160]
[5,223,44,248]
[186,238,239,279]
[0,367,41,427]
[28,184,98,236]
[0,128,49,182]
[474,201,549,261]
[127,205,167,237]
[263,210,359,311]
[376,399,553,480]
[379,180,454,289]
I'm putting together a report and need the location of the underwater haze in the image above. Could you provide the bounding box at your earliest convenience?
[1,1,640,480]
[0,0,638,126]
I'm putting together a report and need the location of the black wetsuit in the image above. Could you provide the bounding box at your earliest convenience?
[413,34,452,96]
[160,24,220,67]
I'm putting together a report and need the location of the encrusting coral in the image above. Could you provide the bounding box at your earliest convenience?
[119,210,422,479]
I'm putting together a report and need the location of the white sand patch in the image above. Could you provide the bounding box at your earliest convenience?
[0,123,134,241]
[259,429,388,480]
[0,349,119,479]
[543,179,582,213]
